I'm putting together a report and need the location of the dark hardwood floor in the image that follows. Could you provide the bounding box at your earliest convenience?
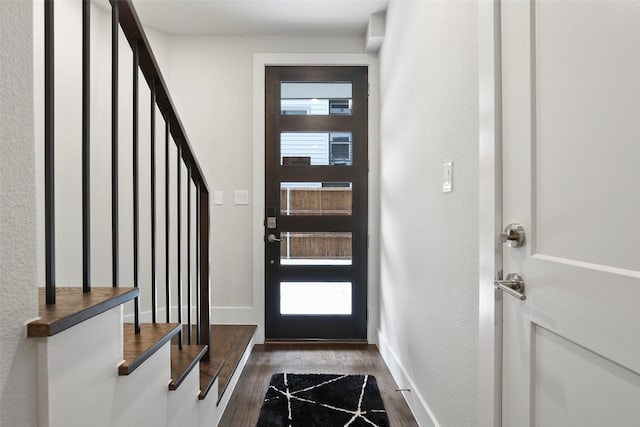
[219,343,418,427]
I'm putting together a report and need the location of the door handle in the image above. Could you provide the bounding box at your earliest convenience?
[267,233,281,243]
[494,273,526,300]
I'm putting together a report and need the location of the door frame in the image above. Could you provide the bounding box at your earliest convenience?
[263,65,369,340]
[478,1,503,427]
[249,54,380,344]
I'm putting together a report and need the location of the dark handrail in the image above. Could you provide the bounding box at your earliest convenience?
[112,0,208,190]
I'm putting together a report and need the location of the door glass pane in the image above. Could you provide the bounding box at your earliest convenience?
[281,132,352,166]
[280,282,352,315]
[281,83,352,116]
[280,182,352,216]
[281,232,352,266]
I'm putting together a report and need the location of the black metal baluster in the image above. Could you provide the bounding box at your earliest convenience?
[82,0,91,293]
[132,40,140,334]
[187,168,192,344]
[111,0,119,288]
[177,143,183,348]
[195,186,201,344]
[199,189,210,360]
[165,120,171,323]
[45,0,55,304]
[150,81,157,323]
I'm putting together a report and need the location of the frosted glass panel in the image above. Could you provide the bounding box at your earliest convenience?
[280,182,352,216]
[281,83,352,116]
[280,282,352,315]
[281,132,352,166]
[280,232,352,266]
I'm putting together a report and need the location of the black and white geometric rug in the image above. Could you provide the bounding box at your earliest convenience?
[256,373,390,427]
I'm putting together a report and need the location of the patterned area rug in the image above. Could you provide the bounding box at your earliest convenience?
[256,373,390,427]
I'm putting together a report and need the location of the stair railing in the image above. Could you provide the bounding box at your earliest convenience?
[43,0,210,359]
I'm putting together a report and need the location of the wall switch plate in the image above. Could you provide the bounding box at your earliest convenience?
[443,162,453,193]
[234,190,249,205]
[214,190,224,205]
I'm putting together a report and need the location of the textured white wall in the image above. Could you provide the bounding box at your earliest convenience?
[0,1,39,426]
[378,1,479,426]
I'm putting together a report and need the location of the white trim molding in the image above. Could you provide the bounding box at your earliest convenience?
[478,1,503,427]
[377,329,440,427]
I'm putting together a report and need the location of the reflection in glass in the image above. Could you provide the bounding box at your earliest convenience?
[280,182,352,216]
[280,232,352,266]
[280,282,352,315]
[281,83,352,116]
[281,132,352,166]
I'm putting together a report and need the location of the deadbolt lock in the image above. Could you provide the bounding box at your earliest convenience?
[500,223,525,248]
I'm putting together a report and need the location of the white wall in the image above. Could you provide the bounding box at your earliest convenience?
[0,1,39,426]
[163,35,374,339]
[378,1,479,426]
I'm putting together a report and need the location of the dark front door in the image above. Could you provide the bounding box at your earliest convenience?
[264,66,369,340]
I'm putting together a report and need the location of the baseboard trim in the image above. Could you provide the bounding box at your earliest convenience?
[377,329,441,427]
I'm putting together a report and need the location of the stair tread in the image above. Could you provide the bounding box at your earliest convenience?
[120,323,181,375]
[28,287,139,337]
[169,344,208,390]
[211,324,257,402]
[198,354,225,400]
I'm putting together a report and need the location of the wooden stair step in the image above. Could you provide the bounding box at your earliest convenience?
[120,323,181,375]
[169,344,208,390]
[211,324,257,402]
[198,354,225,400]
[28,287,139,337]
[171,324,225,400]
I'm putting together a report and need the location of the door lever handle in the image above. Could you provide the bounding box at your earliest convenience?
[494,273,526,300]
[267,233,281,243]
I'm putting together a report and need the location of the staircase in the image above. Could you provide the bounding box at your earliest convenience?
[27,1,255,425]
[28,287,255,426]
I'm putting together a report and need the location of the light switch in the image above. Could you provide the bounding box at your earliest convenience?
[214,190,224,206]
[443,162,453,193]
[234,190,249,205]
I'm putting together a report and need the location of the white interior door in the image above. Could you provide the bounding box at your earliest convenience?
[500,1,640,426]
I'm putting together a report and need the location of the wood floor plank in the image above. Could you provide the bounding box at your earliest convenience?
[120,323,181,375]
[28,287,139,337]
[218,344,419,427]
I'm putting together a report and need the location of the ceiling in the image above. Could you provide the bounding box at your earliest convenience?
[131,0,389,37]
